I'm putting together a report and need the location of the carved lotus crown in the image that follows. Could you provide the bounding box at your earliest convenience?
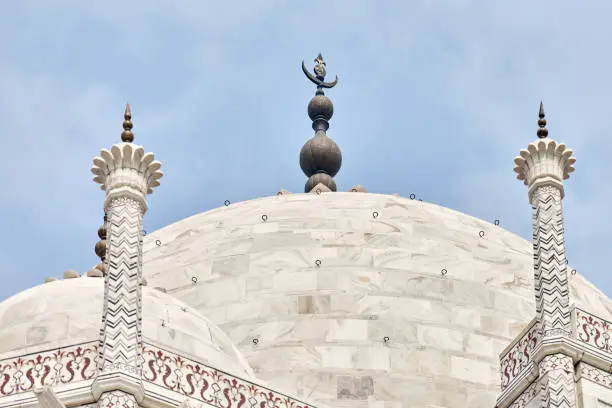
[514,139,576,185]
[91,143,163,196]
[513,139,575,198]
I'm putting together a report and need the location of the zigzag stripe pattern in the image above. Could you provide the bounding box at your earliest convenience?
[532,185,571,334]
[538,354,576,408]
[98,196,144,371]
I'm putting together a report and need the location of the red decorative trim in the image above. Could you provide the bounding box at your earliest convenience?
[575,309,612,352]
[500,322,539,390]
[0,340,316,408]
[0,342,98,396]
[142,344,314,408]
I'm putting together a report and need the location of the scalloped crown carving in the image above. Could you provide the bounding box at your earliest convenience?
[91,143,163,195]
[513,139,576,187]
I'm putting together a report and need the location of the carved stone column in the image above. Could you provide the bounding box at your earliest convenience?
[538,354,576,408]
[90,105,163,408]
[514,103,577,407]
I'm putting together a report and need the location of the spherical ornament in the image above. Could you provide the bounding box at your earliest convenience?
[121,130,134,143]
[86,268,104,278]
[299,134,342,177]
[308,95,334,121]
[95,262,106,274]
[537,126,548,138]
[305,173,337,192]
[63,270,80,279]
[98,224,107,239]
[95,240,107,259]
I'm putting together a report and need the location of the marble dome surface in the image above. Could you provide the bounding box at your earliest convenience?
[0,277,255,379]
[141,192,612,408]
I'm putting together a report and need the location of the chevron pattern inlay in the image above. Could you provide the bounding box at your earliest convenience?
[532,185,571,335]
[538,354,576,408]
[98,196,144,373]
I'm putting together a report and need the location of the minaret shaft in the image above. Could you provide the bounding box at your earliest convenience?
[90,105,163,408]
[513,103,577,408]
[531,185,571,335]
[98,196,144,371]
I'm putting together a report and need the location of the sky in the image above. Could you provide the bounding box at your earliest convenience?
[0,1,611,302]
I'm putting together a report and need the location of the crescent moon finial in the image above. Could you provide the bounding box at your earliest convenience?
[302,54,338,93]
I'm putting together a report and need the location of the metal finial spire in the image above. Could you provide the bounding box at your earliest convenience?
[302,53,338,96]
[537,101,548,139]
[121,103,134,143]
[299,55,342,193]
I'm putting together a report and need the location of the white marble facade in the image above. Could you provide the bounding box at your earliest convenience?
[140,192,612,408]
[1,189,612,408]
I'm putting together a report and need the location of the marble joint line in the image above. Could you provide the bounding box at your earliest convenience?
[532,185,571,335]
[98,196,145,372]
[0,342,99,397]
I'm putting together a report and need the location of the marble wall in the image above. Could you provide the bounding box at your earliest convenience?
[142,192,612,408]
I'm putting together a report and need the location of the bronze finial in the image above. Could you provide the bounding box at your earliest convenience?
[537,101,548,139]
[121,103,134,143]
[95,213,107,263]
[302,53,338,95]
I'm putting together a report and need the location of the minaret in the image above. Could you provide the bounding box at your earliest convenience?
[299,53,342,192]
[513,102,577,407]
[90,104,163,408]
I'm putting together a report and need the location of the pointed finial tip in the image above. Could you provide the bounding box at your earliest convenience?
[537,101,548,139]
[121,103,134,143]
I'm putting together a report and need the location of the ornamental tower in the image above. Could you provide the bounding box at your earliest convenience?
[90,104,163,408]
[299,53,342,192]
[513,102,577,407]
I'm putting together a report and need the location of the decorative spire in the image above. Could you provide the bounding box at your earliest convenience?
[121,103,134,143]
[91,105,163,407]
[511,104,577,408]
[537,101,548,139]
[299,54,342,193]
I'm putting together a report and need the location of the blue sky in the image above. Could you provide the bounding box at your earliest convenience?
[1,1,611,301]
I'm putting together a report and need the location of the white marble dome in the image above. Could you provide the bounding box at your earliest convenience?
[142,192,612,408]
[0,277,255,379]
